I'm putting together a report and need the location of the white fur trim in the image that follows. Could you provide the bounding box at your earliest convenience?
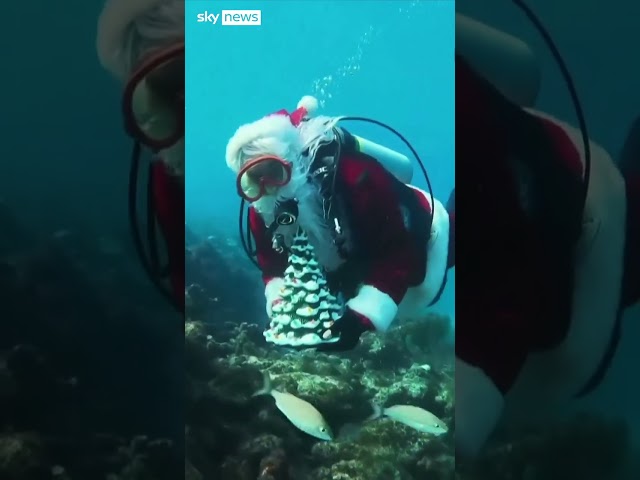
[347,285,398,332]
[297,95,319,117]
[225,114,299,172]
[455,357,504,458]
[396,190,449,319]
[96,0,163,80]
[422,195,450,304]
[264,277,285,317]
[504,111,626,410]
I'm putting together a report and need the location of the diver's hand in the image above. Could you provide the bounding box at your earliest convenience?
[316,307,375,352]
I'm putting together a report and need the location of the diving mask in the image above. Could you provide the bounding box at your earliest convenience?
[122,43,185,150]
[236,155,292,202]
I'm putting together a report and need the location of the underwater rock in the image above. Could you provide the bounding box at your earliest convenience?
[185,229,263,324]
[257,447,288,480]
[222,434,291,479]
[311,417,451,480]
[358,331,412,370]
[114,436,181,480]
[0,216,183,479]
[0,433,47,479]
[186,313,455,480]
[185,458,203,480]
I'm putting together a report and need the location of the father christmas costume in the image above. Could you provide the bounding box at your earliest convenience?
[97,0,185,312]
[226,96,454,349]
[455,53,640,457]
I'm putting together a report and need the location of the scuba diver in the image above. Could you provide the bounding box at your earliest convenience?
[455,12,640,457]
[226,96,455,351]
[96,0,185,312]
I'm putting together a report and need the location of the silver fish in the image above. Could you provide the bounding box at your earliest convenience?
[253,372,333,441]
[369,403,448,435]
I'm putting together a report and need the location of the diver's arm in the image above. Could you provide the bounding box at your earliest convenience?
[248,207,288,315]
[456,13,541,107]
[341,157,416,332]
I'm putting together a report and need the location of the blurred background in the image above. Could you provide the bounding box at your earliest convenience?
[0,1,183,478]
[457,0,640,468]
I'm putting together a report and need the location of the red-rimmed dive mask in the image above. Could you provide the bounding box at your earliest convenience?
[121,43,185,316]
[122,42,185,151]
[236,155,293,202]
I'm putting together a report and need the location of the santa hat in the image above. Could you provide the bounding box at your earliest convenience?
[225,95,319,173]
[96,0,169,81]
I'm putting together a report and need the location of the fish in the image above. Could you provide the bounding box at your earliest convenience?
[253,371,333,441]
[368,402,448,435]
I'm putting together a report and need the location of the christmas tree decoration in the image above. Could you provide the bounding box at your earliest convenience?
[264,229,344,347]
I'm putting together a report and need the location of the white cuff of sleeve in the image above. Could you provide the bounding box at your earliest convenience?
[265,277,285,317]
[347,285,398,332]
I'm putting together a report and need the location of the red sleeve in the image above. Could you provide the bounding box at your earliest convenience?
[455,53,536,394]
[340,154,421,331]
[456,53,584,394]
[248,207,287,285]
[151,160,184,310]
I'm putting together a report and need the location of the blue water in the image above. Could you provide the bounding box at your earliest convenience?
[0,2,131,238]
[185,0,456,325]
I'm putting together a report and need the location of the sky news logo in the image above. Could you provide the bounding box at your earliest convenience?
[196,10,261,26]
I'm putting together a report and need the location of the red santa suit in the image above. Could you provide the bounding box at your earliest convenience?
[254,157,452,334]
[97,0,185,313]
[227,101,454,341]
[455,53,639,456]
[150,160,185,311]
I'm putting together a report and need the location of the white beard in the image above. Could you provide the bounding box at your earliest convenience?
[253,168,343,272]
[248,114,347,271]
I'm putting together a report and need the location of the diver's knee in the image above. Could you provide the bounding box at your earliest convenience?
[455,357,505,457]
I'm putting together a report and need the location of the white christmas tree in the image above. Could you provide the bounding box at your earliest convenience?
[264,229,344,346]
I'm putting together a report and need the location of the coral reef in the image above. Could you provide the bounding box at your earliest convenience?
[0,203,183,479]
[3,206,628,480]
[185,311,455,480]
[185,226,263,325]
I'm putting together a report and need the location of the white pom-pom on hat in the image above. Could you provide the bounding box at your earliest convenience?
[297,95,319,117]
[97,0,166,80]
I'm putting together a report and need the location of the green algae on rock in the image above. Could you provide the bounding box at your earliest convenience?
[264,230,344,347]
[187,311,457,480]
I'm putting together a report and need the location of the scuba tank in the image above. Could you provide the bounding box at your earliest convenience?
[351,134,414,184]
